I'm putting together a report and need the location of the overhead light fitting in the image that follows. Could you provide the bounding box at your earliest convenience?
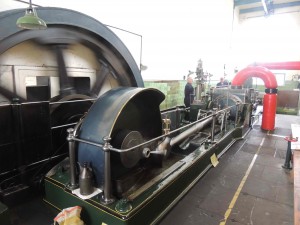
[140,64,148,71]
[16,0,47,30]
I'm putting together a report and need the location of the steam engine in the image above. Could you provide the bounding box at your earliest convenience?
[0,7,256,225]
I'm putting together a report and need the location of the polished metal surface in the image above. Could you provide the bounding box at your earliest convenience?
[118,130,144,168]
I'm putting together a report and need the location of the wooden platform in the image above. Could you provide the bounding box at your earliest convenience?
[292,124,300,225]
[294,151,300,225]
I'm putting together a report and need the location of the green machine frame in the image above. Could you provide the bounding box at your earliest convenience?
[44,116,250,225]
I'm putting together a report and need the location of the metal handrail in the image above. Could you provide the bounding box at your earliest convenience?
[70,104,238,153]
[67,103,242,203]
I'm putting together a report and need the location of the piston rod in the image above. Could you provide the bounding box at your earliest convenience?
[170,116,213,147]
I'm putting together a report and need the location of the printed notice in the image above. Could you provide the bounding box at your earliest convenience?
[210,153,219,167]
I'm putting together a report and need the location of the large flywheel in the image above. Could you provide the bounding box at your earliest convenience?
[0,7,144,189]
[0,7,144,101]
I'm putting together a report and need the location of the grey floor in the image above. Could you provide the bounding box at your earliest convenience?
[159,114,299,225]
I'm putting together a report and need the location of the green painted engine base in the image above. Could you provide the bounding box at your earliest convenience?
[0,201,10,225]
[44,127,244,225]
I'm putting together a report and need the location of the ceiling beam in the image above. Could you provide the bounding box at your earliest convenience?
[234,0,261,7]
[261,0,269,14]
[240,1,300,14]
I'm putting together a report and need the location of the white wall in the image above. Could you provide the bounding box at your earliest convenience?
[231,7,300,81]
[0,0,235,81]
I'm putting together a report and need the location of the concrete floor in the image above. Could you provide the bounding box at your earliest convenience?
[159,114,299,225]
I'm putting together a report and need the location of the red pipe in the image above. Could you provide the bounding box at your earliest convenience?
[261,94,277,130]
[232,61,300,130]
[231,66,278,89]
[231,65,278,131]
[250,61,300,70]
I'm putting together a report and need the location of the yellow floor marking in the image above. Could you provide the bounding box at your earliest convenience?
[267,133,286,138]
[219,136,266,225]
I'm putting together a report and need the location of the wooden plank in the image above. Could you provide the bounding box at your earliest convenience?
[294,151,300,225]
[291,124,300,150]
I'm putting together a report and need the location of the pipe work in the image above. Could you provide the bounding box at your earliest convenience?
[251,61,300,70]
[231,66,278,89]
[231,65,278,130]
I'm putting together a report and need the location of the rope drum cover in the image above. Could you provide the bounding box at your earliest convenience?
[78,87,165,188]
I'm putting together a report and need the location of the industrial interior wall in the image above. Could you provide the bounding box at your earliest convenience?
[144,79,221,110]
[0,0,235,81]
[232,10,300,73]
[144,80,186,110]
[231,9,300,116]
